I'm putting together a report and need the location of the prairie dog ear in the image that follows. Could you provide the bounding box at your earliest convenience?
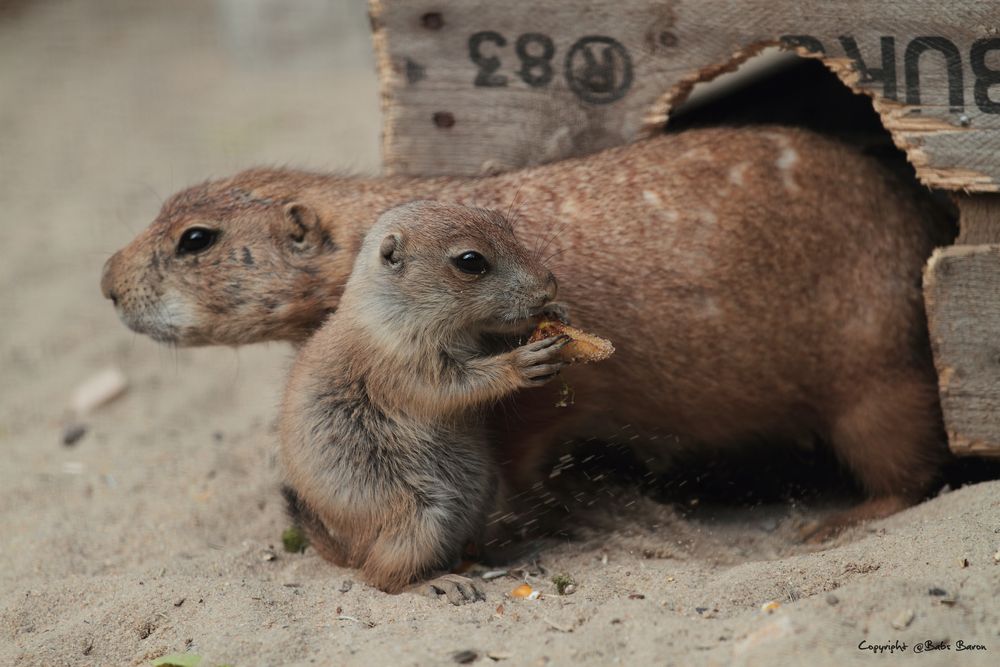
[272,202,322,253]
[380,233,404,269]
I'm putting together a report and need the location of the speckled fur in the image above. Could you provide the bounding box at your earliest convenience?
[103,127,955,536]
[279,202,564,592]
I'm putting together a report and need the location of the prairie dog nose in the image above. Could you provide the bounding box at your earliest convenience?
[101,255,118,303]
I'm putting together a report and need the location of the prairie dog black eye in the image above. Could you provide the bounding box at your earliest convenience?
[451,251,489,275]
[177,227,218,255]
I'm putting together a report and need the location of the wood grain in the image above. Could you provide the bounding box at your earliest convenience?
[925,244,1000,456]
[956,194,1000,244]
[371,0,1000,190]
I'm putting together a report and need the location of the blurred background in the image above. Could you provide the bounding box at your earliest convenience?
[0,0,380,441]
[0,4,387,661]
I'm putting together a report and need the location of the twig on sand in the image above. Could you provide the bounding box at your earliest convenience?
[336,615,375,628]
[542,617,573,633]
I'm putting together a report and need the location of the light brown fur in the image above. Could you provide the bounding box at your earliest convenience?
[102,127,955,537]
[280,201,566,595]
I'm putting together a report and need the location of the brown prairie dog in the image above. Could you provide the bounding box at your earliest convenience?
[280,201,569,596]
[102,127,955,537]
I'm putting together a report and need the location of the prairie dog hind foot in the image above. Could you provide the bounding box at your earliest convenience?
[411,574,486,606]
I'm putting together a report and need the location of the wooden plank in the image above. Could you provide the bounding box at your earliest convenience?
[370,0,1000,190]
[955,194,1000,244]
[924,244,1000,456]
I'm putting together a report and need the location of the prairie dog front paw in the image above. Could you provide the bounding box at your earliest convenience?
[511,335,570,387]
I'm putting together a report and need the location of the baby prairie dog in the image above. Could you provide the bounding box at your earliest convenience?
[279,201,568,597]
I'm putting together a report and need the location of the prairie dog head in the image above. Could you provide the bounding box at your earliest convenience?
[343,201,557,340]
[99,169,351,345]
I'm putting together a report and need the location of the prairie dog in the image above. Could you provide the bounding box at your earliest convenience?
[280,201,568,597]
[102,127,955,536]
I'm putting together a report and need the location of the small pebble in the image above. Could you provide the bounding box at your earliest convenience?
[928,587,947,596]
[70,367,128,415]
[825,594,839,606]
[734,616,794,655]
[958,557,970,568]
[891,609,915,630]
[62,423,87,446]
[452,649,478,664]
[339,579,353,593]
[552,574,576,595]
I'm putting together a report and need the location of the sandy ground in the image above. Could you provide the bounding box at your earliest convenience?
[1,2,999,666]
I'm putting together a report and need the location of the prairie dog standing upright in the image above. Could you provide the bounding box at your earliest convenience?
[279,201,569,599]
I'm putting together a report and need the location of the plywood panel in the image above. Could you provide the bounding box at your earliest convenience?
[925,243,1000,456]
[371,0,1000,190]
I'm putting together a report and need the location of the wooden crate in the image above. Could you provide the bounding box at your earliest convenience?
[369,0,1000,456]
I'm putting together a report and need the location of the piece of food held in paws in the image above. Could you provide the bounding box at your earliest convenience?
[278,201,614,602]
[528,319,615,364]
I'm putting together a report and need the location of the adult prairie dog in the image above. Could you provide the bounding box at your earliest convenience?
[279,201,570,599]
[103,127,956,538]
